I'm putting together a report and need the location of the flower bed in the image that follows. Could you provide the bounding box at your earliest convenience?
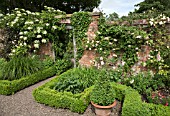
[0,66,56,95]
[33,68,170,115]
[33,76,93,113]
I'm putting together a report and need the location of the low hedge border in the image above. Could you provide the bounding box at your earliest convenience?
[33,69,94,113]
[33,69,170,115]
[111,82,170,116]
[0,66,57,95]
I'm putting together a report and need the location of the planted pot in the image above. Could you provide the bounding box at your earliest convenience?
[91,100,117,116]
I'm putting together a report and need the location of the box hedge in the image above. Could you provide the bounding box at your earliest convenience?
[33,69,170,115]
[33,70,94,113]
[0,66,57,95]
[111,82,170,116]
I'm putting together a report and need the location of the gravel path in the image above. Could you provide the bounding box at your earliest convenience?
[0,76,121,116]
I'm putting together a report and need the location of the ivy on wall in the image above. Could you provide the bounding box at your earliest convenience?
[67,12,92,61]
[85,13,170,76]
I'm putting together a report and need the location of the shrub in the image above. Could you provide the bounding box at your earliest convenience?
[0,58,6,77]
[0,55,43,80]
[54,59,72,75]
[90,70,116,106]
[123,71,165,95]
[53,67,98,94]
[0,66,57,95]
[53,67,123,94]
[33,73,170,115]
[33,70,94,113]
[42,56,54,69]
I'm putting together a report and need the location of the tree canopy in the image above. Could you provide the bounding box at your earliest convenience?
[0,0,101,13]
[135,0,170,16]
[107,12,119,21]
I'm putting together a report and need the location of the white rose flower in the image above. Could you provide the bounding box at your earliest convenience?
[26,10,31,14]
[104,37,109,40]
[46,23,50,26]
[100,57,103,60]
[37,35,42,38]
[19,32,23,35]
[41,39,47,43]
[23,37,27,40]
[101,61,105,65]
[159,21,164,25]
[150,18,154,22]
[161,16,166,20]
[114,39,117,42]
[35,12,40,15]
[112,66,116,70]
[19,43,23,46]
[12,49,15,53]
[52,26,57,30]
[24,31,28,34]
[149,21,153,26]
[121,61,126,66]
[35,19,39,22]
[20,36,24,39]
[130,79,134,84]
[27,27,33,30]
[34,40,39,43]
[31,12,35,15]
[112,54,117,57]
[34,43,39,48]
[42,30,47,35]
[96,41,100,43]
[136,35,142,39]
[109,42,113,45]
[17,13,21,17]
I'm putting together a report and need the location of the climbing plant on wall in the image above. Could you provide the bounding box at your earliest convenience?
[67,12,92,61]
[85,10,170,77]
[0,6,67,58]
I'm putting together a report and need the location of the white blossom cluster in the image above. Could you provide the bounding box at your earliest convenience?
[0,6,65,56]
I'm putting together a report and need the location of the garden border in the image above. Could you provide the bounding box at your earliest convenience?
[0,66,57,95]
[33,69,94,113]
[112,82,170,116]
[33,69,170,115]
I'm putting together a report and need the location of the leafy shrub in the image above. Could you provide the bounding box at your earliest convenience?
[42,56,54,69]
[90,70,116,106]
[53,67,98,94]
[0,58,6,77]
[0,55,43,80]
[54,59,72,75]
[123,71,165,95]
[53,67,123,94]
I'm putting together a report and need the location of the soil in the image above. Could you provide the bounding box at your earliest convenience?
[0,76,122,116]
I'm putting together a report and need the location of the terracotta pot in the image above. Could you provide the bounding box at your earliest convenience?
[91,100,117,116]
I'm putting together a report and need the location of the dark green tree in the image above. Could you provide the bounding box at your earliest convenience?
[135,0,170,16]
[0,0,101,13]
[107,12,119,21]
